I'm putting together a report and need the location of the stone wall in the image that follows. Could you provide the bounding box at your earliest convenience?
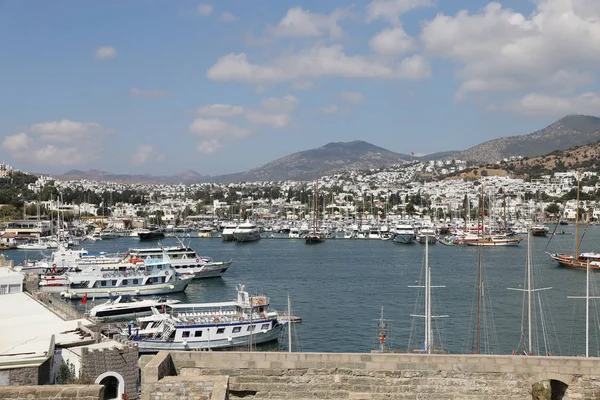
[0,384,104,399]
[81,339,139,399]
[7,366,40,386]
[142,351,600,400]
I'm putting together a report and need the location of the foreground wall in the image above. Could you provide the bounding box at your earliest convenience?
[142,351,600,399]
[0,384,104,399]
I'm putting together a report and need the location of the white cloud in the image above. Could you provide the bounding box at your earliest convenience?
[188,118,253,154]
[129,88,166,98]
[94,46,117,60]
[366,0,432,24]
[340,91,365,104]
[2,132,31,152]
[3,120,114,166]
[206,44,431,84]
[268,7,349,39]
[492,92,600,117]
[318,105,340,115]
[370,26,415,55]
[245,95,299,129]
[291,81,315,91]
[131,144,165,165]
[420,0,600,101]
[220,12,239,22]
[195,104,245,118]
[197,3,213,16]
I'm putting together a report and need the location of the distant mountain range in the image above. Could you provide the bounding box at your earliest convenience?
[51,114,600,183]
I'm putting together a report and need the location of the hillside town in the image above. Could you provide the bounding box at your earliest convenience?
[0,157,596,244]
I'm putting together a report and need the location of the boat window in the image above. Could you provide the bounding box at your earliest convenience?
[101,281,107,287]
[133,279,138,284]
[194,331,202,337]
[112,280,117,286]
[122,279,128,285]
[232,327,241,333]
[182,331,190,338]
[261,324,270,330]
[247,325,255,332]
[216,328,225,334]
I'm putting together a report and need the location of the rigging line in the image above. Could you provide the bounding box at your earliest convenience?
[538,293,549,356]
[544,201,566,252]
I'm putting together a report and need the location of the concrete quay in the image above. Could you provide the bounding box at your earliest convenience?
[141,351,600,400]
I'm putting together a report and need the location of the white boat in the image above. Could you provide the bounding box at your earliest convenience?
[124,284,285,353]
[17,246,123,275]
[59,256,193,300]
[393,223,416,244]
[127,245,232,279]
[88,296,181,321]
[221,223,237,242]
[233,222,261,243]
[416,228,437,245]
[16,241,49,250]
[99,229,120,239]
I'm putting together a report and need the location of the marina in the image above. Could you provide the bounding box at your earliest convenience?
[4,225,600,356]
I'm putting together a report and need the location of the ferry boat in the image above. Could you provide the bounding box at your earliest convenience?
[88,296,180,321]
[220,223,237,242]
[529,225,549,237]
[59,257,193,300]
[127,245,232,279]
[393,223,416,244]
[124,284,284,352]
[416,228,437,245]
[233,222,261,243]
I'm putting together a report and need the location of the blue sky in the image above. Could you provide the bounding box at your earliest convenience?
[1,0,599,176]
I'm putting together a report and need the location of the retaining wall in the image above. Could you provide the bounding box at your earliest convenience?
[0,384,104,399]
[142,351,600,399]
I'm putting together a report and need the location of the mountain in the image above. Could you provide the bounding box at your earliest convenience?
[55,169,211,184]
[456,114,600,162]
[210,141,414,182]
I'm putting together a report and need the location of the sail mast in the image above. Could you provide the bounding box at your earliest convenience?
[287,294,292,353]
[425,237,430,354]
[575,170,580,258]
[527,231,532,355]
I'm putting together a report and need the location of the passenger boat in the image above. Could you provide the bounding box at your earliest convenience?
[138,229,165,241]
[233,222,261,243]
[59,257,193,299]
[124,284,285,352]
[393,223,416,244]
[127,245,232,279]
[87,296,180,321]
[462,233,523,247]
[416,228,437,245]
[529,225,549,237]
[220,223,238,242]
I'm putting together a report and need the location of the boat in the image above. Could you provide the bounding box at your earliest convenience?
[416,228,437,245]
[59,256,193,299]
[547,171,599,270]
[138,229,165,241]
[393,223,416,244]
[87,296,181,321]
[221,223,238,242]
[233,222,261,243]
[462,234,523,247]
[305,178,326,244]
[198,226,218,238]
[530,225,549,237]
[127,244,232,279]
[123,284,285,352]
[16,241,49,250]
[99,229,120,240]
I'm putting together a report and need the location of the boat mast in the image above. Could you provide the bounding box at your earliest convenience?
[575,170,580,258]
[425,237,431,354]
[476,245,482,354]
[567,260,600,357]
[288,294,292,353]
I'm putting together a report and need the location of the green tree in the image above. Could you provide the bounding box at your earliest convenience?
[405,202,416,216]
[544,203,561,217]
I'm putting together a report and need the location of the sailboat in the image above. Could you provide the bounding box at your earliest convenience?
[305,178,326,244]
[548,171,600,270]
[408,235,447,354]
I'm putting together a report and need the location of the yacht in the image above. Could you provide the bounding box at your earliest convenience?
[233,222,261,243]
[416,228,437,245]
[123,284,284,353]
[88,296,181,321]
[221,223,238,242]
[59,256,193,300]
[127,245,232,279]
[393,223,416,244]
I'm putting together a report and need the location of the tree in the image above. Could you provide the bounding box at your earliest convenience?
[405,202,416,216]
[544,203,561,217]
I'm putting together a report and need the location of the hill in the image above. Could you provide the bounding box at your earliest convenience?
[56,169,210,184]
[456,114,600,162]
[211,141,413,182]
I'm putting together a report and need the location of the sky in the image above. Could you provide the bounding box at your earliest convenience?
[1,0,600,177]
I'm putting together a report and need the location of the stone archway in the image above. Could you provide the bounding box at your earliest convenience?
[532,379,569,400]
[95,371,125,400]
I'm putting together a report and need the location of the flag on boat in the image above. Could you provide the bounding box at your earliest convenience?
[411,152,415,155]
[81,294,88,304]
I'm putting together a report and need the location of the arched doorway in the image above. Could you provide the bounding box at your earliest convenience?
[532,379,568,400]
[95,372,125,400]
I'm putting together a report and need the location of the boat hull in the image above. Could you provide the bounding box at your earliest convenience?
[393,234,415,244]
[60,278,191,300]
[134,323,284,353]
[550,254,600,270]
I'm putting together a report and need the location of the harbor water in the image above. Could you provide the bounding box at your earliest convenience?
[5,225,600,356]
